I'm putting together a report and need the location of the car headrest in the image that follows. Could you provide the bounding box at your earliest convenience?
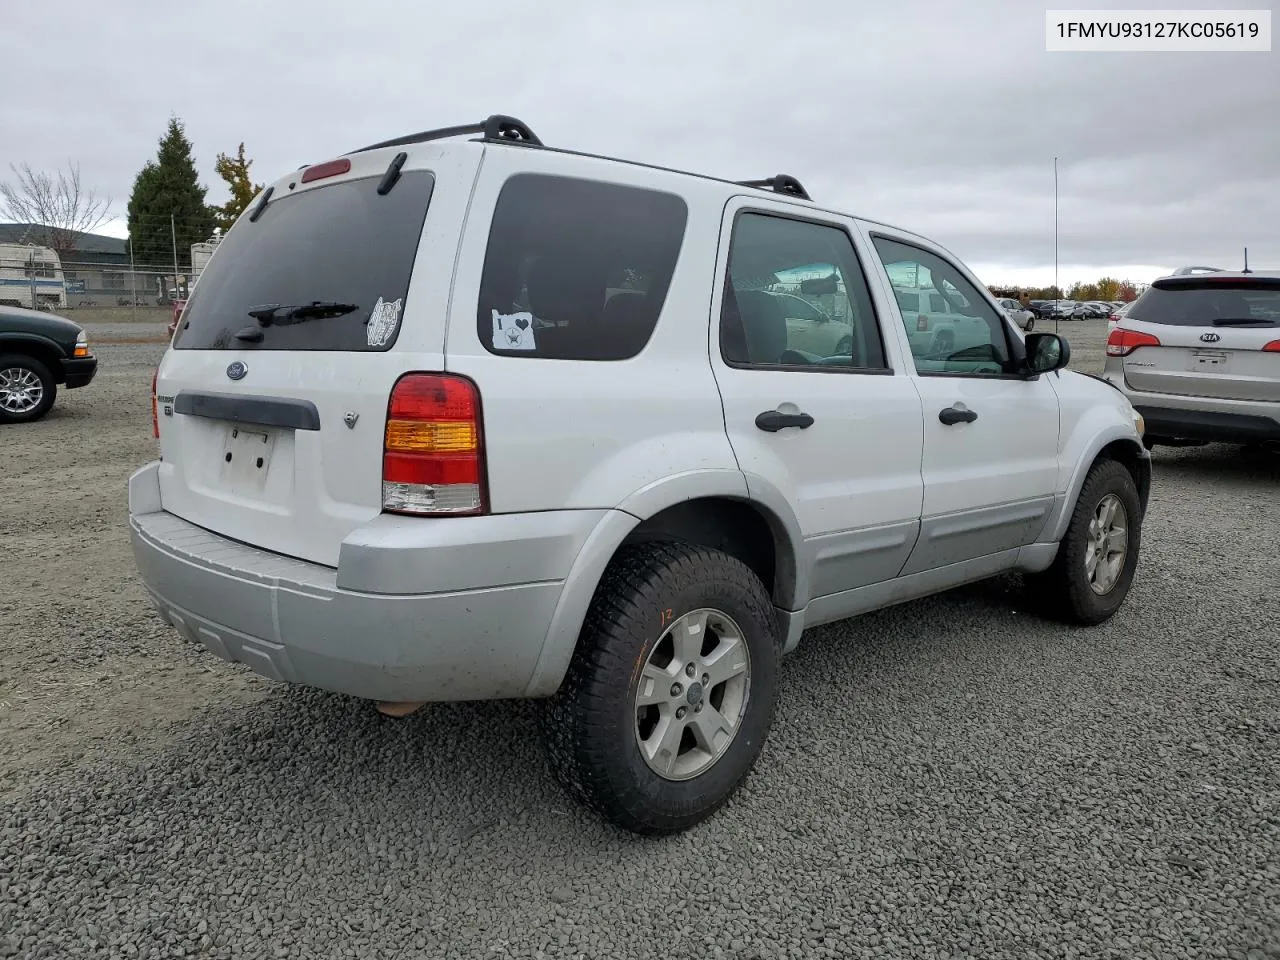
[734,289,788,364]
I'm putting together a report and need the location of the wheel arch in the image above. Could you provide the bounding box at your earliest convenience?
[1046,430,1150,543]
[0,334,66,384]
[524,470,807,697]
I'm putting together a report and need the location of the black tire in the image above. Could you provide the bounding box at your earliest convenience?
[542,541,780,835]
[0,353,56,424]
[1025,459,1142,625]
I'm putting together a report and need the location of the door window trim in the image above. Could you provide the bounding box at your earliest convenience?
[867,231,1030,381]
[718,207,895,377]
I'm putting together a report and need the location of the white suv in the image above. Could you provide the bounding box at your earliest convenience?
[130,115,1151,835]
[1102,270,1280,449]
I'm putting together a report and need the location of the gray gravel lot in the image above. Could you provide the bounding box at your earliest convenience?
[2,319,1277,959]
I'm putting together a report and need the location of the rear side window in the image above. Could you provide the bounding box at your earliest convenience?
[1129,279,1280,327]
[476,174,688,361]
[174,171,434,351]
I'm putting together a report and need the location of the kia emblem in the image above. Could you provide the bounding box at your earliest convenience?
[1199,332,1221,343]
[226,361,248,381]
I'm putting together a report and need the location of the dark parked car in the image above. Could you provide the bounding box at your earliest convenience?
[0,304,98,423]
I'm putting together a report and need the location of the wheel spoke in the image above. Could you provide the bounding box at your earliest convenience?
[1105,527,1127,555]
[668,609,709,666]
[635,663,673,708]
[641,713,686,776]
[1084,542,1098,579]
[702,636,748,689]
[688,704,735,755]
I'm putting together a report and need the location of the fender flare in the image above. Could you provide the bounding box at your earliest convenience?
[1043,426,1150,543]
[0,332,69,360]
[522,469,807,697]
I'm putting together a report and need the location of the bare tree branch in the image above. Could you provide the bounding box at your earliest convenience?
[0,161,112,255]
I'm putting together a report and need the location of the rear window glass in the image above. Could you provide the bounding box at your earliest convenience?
[1129,280,1280,327]
[476,174,688,361]
[174,171,434,351]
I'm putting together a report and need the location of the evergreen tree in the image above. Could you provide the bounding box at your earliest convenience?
[212,143,263,232]
[127,117,214,267]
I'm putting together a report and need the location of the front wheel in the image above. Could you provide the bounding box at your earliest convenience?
[1025,459,1142,625]
[542,541,780,835]
[0,353,56,424]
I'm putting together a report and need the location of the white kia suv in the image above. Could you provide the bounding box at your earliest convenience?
[1102,269,1280,450]
[130,115,1151,835]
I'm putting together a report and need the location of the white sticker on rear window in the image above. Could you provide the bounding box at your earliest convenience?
[367,297,402,347]
[492,309,536,351]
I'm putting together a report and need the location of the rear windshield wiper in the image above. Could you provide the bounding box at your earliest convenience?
[247,301,360,326]
[1212,316,1276,326]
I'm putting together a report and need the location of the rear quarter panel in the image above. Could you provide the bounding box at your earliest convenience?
[442,148,739,514]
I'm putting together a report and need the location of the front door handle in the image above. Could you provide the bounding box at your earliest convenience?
[938,405,978,425]
[755,410,815,432]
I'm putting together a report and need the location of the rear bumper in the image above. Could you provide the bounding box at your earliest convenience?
[60,356,98,388]
[127,462,609,703]
[1101,371,1280,443]
[1135,405,1280,444]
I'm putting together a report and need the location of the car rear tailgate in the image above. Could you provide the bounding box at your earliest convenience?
[155,142,482,568]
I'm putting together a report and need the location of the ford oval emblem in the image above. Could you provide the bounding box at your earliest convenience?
[226,361,247,381]
[1199,332,1221,343]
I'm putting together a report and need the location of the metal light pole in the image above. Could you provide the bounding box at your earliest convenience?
[170,212,179,299]
[1054,156,1059,335]
[129,237,138,322]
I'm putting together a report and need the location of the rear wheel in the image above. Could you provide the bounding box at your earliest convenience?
[0,353,56,424]
[1025,459,1142,625]
[1024,317,1035,332]
[542,541,780,835]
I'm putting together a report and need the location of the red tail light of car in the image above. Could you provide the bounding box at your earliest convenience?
[381,374,487,517]
[1106,328,1162,357]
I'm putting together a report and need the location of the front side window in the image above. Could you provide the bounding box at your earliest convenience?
[871,236,1013,376]
[476,174,688,361]
[720,213,887,371]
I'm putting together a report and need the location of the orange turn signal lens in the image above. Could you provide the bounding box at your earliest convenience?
[384,418,477,453]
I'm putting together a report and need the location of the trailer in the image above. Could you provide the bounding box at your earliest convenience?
[0,243,66,310]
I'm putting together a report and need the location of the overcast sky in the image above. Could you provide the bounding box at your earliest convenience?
[3,0,1276,287]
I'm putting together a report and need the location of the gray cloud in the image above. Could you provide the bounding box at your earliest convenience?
[3,0,1276,284]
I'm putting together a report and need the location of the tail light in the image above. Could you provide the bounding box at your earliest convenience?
[382,373,487,516]
[1263,339,1280,352]
[917,314,929,331]
[151,369,159,439]
[1106,328,1161,357]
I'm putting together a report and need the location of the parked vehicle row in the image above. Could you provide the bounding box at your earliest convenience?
[131,114,1149,837]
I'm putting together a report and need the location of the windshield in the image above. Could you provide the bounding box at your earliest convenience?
[173,171,434,351]
[1129,279,1280,327]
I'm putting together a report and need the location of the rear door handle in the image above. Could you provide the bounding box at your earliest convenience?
[755,410,815,432]
[938,405,978,425]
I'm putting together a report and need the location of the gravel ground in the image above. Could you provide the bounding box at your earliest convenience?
[2,319,1277,960]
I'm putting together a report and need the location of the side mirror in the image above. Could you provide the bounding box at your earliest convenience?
[1024,332,1070,374]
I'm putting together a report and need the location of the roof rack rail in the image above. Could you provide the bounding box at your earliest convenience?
[349,114,543,154]
[1171,265,1224,275]
[736,174,811,201]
